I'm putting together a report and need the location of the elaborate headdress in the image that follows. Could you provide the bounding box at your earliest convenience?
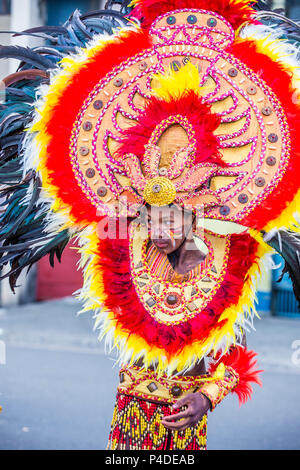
[1,0,300,374]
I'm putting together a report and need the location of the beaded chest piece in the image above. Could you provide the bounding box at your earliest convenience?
[129,220,230,326]
[32,0,300,373]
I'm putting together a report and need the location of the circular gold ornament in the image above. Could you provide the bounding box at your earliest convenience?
[143,177,176,206]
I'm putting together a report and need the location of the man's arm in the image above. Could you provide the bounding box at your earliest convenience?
[162,334,262,431]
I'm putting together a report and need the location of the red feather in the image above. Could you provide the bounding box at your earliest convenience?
[117,91,223,166]
[129,0,257,31]
[208,345,263,405]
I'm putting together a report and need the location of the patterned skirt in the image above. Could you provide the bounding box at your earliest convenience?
[107,392,207,450]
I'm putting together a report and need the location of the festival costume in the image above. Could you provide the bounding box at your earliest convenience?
[1,0,300,450]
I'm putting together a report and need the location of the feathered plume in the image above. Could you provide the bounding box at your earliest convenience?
[208,346,263,406]
[0,2,133,291]
[254,0,300,46]
[129,0,258,30]
[263,229,300,310]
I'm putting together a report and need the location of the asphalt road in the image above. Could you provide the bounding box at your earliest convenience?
[0,297,300,450]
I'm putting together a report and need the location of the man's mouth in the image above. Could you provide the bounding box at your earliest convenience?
[153,239,170,249]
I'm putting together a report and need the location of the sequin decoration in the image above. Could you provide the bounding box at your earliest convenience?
[167,16,176,25]
[143,177,177,206]
[93,100,103,110]
[207,17,217,27]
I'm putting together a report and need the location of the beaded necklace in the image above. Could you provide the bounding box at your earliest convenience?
[146,241,208,282]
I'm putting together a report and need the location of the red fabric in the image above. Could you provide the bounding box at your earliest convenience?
[95,220,259,359]
[117,91,224,166]
[228,38,300,231]
[43,29,152,226]
[208,345,263,405]
[129,0,257,30]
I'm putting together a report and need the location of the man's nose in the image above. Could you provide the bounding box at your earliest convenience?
[151,226,170,238]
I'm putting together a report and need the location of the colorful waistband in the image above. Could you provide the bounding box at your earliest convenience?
[117,365,222,404]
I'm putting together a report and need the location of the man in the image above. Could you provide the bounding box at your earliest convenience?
[107,202,250,450]
[0,0,299,452]
[141,203,211,433]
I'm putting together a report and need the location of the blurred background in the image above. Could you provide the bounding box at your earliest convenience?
[0,0,299,451]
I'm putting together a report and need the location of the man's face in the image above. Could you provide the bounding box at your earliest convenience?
[145,204,194,254]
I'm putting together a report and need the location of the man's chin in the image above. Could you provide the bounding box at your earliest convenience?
[153,241,172,252]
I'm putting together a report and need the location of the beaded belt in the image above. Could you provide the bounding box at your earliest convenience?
[117,365,221,405]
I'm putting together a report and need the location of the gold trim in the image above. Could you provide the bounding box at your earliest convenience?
[118,366,220,404]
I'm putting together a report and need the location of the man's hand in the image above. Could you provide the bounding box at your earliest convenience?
[161,392,211,431]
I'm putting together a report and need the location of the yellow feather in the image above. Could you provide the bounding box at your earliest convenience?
[151,62,201,99]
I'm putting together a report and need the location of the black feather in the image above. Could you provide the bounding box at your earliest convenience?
[263,229,300,310]
[0,2,133,292]
[0,45,55,70]
[252,2,300,47]
[13,25,68,37]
